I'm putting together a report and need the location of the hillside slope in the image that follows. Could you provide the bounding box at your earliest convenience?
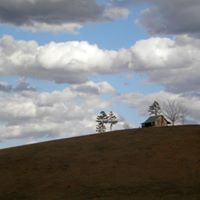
[0,125,200,200]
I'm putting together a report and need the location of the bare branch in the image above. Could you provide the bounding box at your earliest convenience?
[162,100,187,126]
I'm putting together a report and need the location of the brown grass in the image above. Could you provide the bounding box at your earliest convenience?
[0,125,200,199]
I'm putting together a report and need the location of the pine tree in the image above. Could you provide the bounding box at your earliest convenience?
[96,111,108,133]
[96,121,106,133]
[148,101,161,116]
[96,111,108,123]
[108,111,118,131]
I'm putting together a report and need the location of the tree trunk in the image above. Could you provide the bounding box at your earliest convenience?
[110,123,113,131]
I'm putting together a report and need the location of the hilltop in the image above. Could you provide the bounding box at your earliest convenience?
[0,125,199,200]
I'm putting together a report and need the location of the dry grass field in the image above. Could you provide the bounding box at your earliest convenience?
[0,125,199,200]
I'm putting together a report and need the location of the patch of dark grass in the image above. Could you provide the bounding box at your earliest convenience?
[0,192,33,200]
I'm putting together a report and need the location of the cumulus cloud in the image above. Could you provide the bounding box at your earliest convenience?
[112,0,200,36]
[1,35,200,93]
[0,35,133,84]
[1,80,199,142]
[0,78,36,93]
[103,5,129,20]
[0,0,128,33]
[0,81,12,92]
[14,77,36,92]
[71,81,116,95]
[131,35,200,93]
[0,81,116,141]
[21,22,83,34]
[117,90,200,124]
[137,0,200,36]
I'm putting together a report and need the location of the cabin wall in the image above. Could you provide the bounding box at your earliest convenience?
[142,116,169,128]
[155,116,167,127]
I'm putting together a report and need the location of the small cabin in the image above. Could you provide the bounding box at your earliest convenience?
[142,115,170,128]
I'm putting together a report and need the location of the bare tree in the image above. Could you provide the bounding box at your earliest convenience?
[162,100,187,126]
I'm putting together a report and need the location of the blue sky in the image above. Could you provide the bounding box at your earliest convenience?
[0,0,200,148]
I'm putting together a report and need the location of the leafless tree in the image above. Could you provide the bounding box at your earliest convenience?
[162,100,187,126]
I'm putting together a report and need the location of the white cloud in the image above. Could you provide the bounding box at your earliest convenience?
[21,22,82,34]
[131,35,200,93]
[103,6,129,20]
[0,81,118,141]
[71,81,116,95]
[0,83,199,142]
[0,81,12,92]
[1,34,200,93]
[0,35,132,83]
[14,77,36,92]
[118,90,200,124]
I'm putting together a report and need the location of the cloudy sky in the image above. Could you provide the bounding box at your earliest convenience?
[0,0,200,148]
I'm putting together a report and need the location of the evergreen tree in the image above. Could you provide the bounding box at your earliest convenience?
[96,111,118,133]
[96,111,108,123]
[96,121,106,133]
[148,101,161,116]
[96,111,108,133]
[108,111,118,131]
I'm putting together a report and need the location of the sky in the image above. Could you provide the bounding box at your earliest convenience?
[0,0,200,149]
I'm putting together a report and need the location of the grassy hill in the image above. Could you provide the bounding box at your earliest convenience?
[0,125,200,200]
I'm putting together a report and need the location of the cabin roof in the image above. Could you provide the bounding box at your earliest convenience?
[143,115,170,124]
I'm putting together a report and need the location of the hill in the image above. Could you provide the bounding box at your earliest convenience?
[0,125,200,200]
